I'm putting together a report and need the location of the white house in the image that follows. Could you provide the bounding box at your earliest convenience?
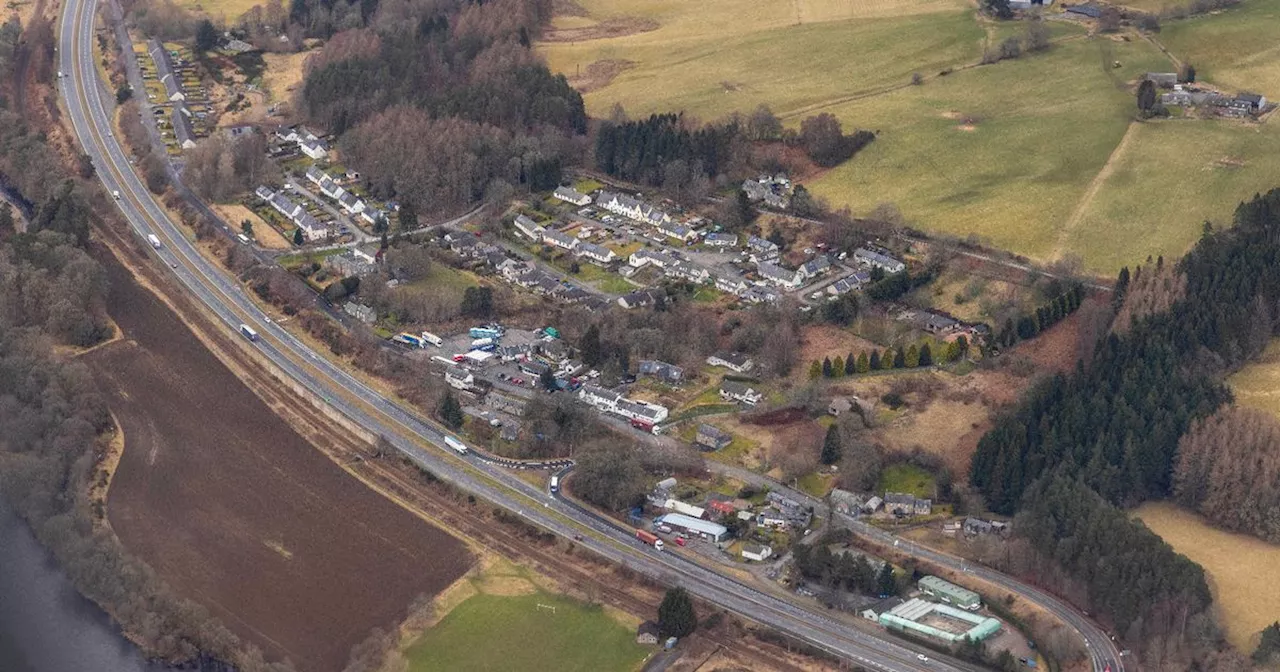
[513,214,544,241]
[799,255,833,280]
[553,186,592,206]
[338,192,366,215]
[741,544,773,562]
[300,137,330,160]
[666,261,709,282]
[616,398,669,424]
[854,248,905,274]
[757,261,802,289]
[541,228,580,251]
[704,233,738,248]
[658,221,698,244]
[445,366,474,390]
[707,352,754,373]
[269,193,303,221]
[579,385,622,412]
[575,242,617,264]
[629,249,674,269]
[719,380,762,405]
[714,275,749,295]
[294,213,328,242]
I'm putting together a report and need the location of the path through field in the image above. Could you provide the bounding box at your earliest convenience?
[1052,119,1140,260]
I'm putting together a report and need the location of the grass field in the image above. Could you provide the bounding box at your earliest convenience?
[807,37,1172,269]
[1159,0,1280,101]
[179,0,262,21]
[1134,501,1280,651]
[540,0,983,119]
[878,462,936,498]
[1228,339,1280,418]
[405,585,648,672]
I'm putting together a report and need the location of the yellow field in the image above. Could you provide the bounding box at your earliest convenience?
[540,0,982,119]
[1228,339,1280,419]
[1133,501,1280,651]
[262,51,308,103]
[179,0,263,21]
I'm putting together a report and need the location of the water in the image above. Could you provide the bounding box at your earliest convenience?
[0,500,169,672]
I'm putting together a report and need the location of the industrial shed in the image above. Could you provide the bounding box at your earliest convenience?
[919,575,981,610]
[654,513,729,543]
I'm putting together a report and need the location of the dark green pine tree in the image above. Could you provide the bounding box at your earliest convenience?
[822,356,833,378]
[439,391,464,429]
[821,424,843,465]
[657,587,697,638]
[876,562,897,597]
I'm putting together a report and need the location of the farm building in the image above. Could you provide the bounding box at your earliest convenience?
[919,575,981,610]
[664,499,706,519]
[695,424,733,451]
[879,599,1001,644]
[654,513,729,543]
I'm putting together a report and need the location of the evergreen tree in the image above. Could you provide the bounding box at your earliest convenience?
[919,343,933,367]
[905,344,920,368]
[240,219,254,237]
[876,563,897,597]
[0,204,13,232]
[809,360,822,379]
[832,356,845,378]
[856,352,870,373]
[845,352,856,376]
[439,392,464,429]
[657,587,697,638]
[821,424,843,465]
[869,350,881,371]
[194,19,218,54]
[822,357,833,378]
[1255,622,1280,664]
[293,228,304,245]
[892,348,906,369]
[539,368,556,391]
[954,335,969,361]
[580,325,603,367]
[1113,266,1131,309]
[398,200,417,231]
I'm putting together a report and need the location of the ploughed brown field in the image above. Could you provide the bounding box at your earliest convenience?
[85,249,473,672]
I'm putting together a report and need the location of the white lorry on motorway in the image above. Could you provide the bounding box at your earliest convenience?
[147,234,161,249]
[444,436,469,455]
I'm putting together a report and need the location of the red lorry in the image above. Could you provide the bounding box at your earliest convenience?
[635,529,665,551]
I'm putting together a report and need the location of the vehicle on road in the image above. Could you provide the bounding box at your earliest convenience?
[444,436,469,455]
[113,190,121,200]
[147,234,161,249]
[636,529,665,551]
[917,654,929,662]
[549,475,559,493]
[239,324,259,341]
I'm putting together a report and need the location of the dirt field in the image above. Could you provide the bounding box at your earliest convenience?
[85,249,473,672]
[209,203,291,249]
[1134,501,1280,652]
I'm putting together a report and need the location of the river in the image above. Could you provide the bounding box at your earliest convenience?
[0,500,170,672]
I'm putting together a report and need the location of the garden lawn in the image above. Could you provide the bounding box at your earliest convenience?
[405,591,648,672]
[878,463,936,499]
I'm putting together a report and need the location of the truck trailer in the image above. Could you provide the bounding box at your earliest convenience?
[470,337,494,349]
[636,529,665,551]
[444,436,469,455]
[469,327,502,340]
[393,333,425,348]
[421,331,444,347]
[147,234,162,249]
[239,324,259,341]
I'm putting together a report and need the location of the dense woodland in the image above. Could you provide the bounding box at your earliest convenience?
[1173,406,1280,543]
[289,0,584,212]
[968,189,1280,666]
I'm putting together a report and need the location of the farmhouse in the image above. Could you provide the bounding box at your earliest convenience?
[541,228,580,251]
[757,261,802,289]
[719,380,763,405]
[575,242,617,264]
[884,492,932,516]
[553,186,592,206]
[343,302,376,324]
[513,214,544,240]
[707,352,754,373]
[854,248,905,274]
[741,544,773,562]
[639,359,684,384]
[695,424,733,451]
[655,513,729,543]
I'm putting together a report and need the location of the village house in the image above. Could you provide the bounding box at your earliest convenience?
[707,352,754,373]
[254,185,274,201]
[747,235,780,259]
[267,192,303,221]
[618,288,664,309]
[742,287,780,304]
[147,39,185,102]
[696,423,733,451]
[715,275,750,295]
[827,272,872,296]
[629,248,675,269]
[541,228,580,252]
[741,543,774,562]
[658,221,698,244]
[799,255,833,280]
[513,214,544,241]
[636,622,660,646]
[342,301,376,324]
[616,398,670,424]
[575,242,617,265]
[338,191,366,215]
[579,384,623,412]
[553,186,592,206]
[829,488,866,516]
[294,213,329,242]
[639,360,684,384]
[327,246,379,276]
[854,248,905,274]
[704,232,739,248]
[445,366,474,390]
[884,492,932,517]
[756,507,788,529]
[666,260,710,283]
[757,261,802,289]
[171,108,196,150]
[300,137,330,160]
[917,311,961,335]
[719,380,763,405]
[597,191,670,224]
[707,499,738,517]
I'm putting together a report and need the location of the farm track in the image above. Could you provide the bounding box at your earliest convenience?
[1052,119,1140,259]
